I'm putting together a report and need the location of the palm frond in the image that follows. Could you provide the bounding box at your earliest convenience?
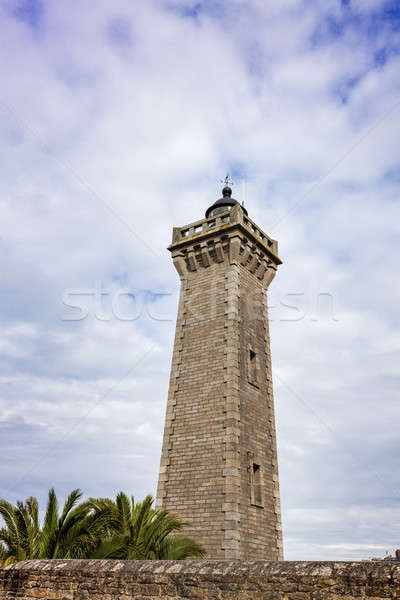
[58,489,83,530]
[0,500,19,541]
[116,492,132,535]
[40,488,58,557]
[158,535,206,560]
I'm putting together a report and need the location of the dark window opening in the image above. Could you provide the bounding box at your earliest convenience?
[249,348,257,385]
[251,463,263,507]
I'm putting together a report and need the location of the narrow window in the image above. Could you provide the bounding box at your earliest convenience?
[250,462,264,507]
[208,220,216,228]
[181,229,189,238]
[248,347,258,386]
[194,224,202,234]
[253,464,262,505]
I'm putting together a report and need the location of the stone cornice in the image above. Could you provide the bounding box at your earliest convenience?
[168,204,282,267]
[167,205,282,287]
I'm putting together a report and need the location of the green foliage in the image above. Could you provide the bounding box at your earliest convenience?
[0,497,40,565]
[87,493,205,560]
[0,490,205,566]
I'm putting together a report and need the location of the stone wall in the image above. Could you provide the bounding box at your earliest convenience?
[1,559,400,600]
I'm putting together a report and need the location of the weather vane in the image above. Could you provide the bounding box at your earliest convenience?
[220,172,233,187]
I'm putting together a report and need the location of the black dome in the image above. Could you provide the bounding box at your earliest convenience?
[205,186,247,218]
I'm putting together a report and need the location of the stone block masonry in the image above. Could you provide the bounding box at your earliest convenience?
[2,559,400,600]
[156,197,283,560]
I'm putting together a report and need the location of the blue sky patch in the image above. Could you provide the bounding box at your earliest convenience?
[383,165,400,183]
[106,16,134,48]
[12,0,44,27]
[311,1,400,50]
[335,74,364,104]
[177,2,202,19]
[381,1,400,29]
[163,0,229,22]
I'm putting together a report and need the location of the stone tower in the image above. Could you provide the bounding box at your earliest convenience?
[156,184,283,560]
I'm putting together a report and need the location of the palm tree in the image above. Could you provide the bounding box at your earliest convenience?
[38,488,100,559]
[0,496,40,566]
[87,493,205,560]
[0,489,205,565]
[0,488,97,565]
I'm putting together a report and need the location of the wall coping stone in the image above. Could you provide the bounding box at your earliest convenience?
[2,559,400,600]
[3,558,400,578]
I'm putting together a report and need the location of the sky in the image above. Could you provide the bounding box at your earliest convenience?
[0,0,400,561]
